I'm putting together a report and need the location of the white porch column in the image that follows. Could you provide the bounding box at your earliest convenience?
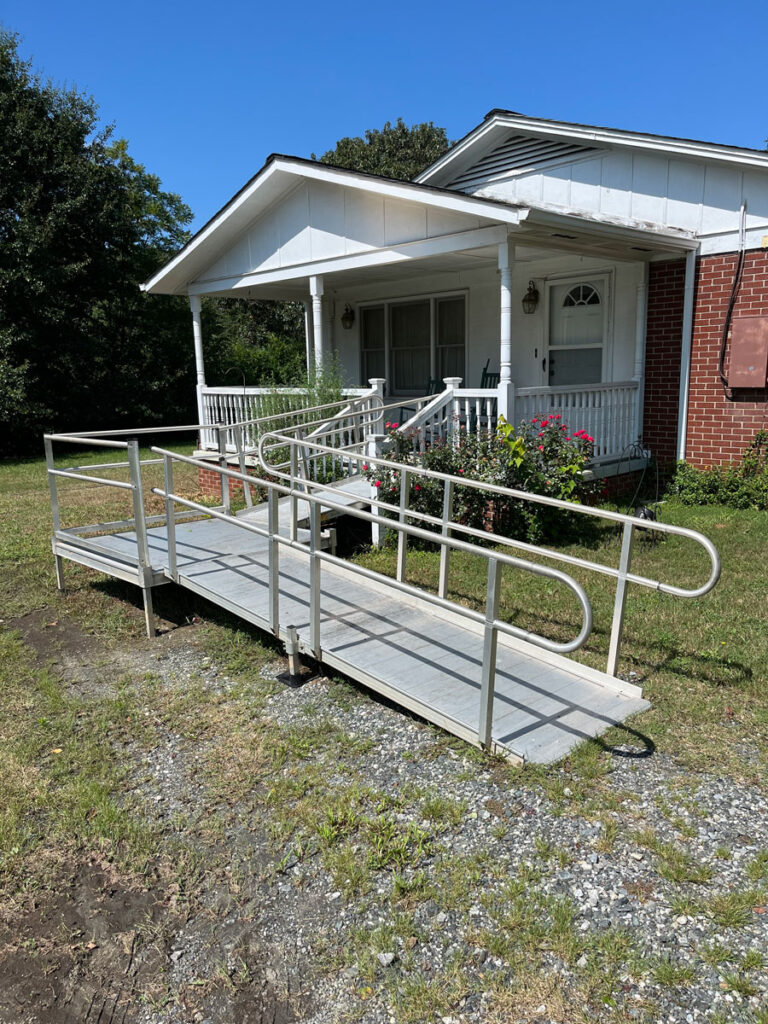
[303,300,314,372]
[189,294,206,427]
[309,275,325,371]
[498,240,515,423]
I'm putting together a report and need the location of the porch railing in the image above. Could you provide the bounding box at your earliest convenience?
[397,379,641,460]
[514,381,640,460]
[199,384,374,451]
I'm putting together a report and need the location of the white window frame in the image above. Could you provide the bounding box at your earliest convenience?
[543,271,613,387]
[358,289,468,395]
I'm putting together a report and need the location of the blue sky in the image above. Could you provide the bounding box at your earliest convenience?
[3,0,768,230]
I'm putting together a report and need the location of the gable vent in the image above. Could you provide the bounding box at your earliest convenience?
[446,133,599,191]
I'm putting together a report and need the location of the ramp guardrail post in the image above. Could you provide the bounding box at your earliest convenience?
[438,478,454,600]
[234,425,253,508]
[396,469,410,582]
[163,453,177,582]
[479,557,502,749]
[216,426,232,515]
[289,444,299,541]
[127,438,156,638]
[268,489,279,634]
[309,502,321,658]
[44,436,65,590]
[366,433,386,548]
[607,520,635,676]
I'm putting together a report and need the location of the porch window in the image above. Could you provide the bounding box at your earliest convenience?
[391,300,430,393]
[360,305,385,382]
[359,293,466,393]
[548,280,605,386]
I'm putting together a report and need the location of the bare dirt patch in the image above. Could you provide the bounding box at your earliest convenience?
[0,853,167,1024]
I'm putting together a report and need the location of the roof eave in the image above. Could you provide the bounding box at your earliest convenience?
[141,155,527,296]
[417,111,768,187]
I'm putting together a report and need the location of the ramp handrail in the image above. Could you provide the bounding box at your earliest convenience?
[256,428,720,679]
[150,445,594,749]
[44,396,721,751]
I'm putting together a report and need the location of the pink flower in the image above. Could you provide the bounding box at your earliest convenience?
[414,484,421,491]
[554,414,561,420]
[458,469,464,474]
[561,426,567,432]
[362,463,368,471]
[374,480,381,487]
[538,445,544,451]
[538,431,544,437]
[385,422,391,429]
[587,435,594,443]
[391,422,399,429]
[531,418,538,424]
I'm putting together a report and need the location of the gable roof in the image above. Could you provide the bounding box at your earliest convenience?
[417,109,768,188]
[142,154,526,295]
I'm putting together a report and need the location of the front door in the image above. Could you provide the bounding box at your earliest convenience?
[547,279,607,386]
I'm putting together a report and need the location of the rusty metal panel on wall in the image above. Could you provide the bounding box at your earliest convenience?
[729,316,768,388]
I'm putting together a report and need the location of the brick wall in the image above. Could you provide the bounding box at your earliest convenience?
[685,249,768,468]
[643,259,686,466]
[198,463,253,497]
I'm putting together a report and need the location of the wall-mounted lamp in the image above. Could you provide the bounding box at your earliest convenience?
[522,280,540,315]
[341,304,355,330]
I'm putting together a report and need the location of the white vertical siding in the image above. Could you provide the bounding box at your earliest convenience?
[197,181,487,283]
[465,147,768,254]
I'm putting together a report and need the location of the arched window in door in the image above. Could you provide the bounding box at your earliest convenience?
[548,280,605,386]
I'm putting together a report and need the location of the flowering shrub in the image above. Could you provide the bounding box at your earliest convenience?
[669,430,768,510]
[364,415,597,545]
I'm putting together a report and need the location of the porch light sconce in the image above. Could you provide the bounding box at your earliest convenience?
[341,304,355,330]
[522,280,540,315]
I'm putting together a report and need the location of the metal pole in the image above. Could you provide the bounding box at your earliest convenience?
[45,436,65,590]
[268,489,279,634]
[396,469,409,583]
[217,426,232,516]
[309,502,321,658]
[234,425,252,508]
[127,439,155,638]
[438,478,454,600]
[163,454,177,582]
[479,558,502,749]
[607,521,635,676]
[290,445,298,541]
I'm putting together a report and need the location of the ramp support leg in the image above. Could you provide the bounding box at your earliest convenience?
[54,553,65,592]
[285,625,301,678]
[142,585,156,639]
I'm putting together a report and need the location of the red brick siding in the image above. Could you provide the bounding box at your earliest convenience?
[643,259,686,465]
[685,249,768,468]
[198,463,254,497]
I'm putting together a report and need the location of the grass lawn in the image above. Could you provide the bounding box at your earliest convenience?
[352,500,768,784]
[1,447,767,1022]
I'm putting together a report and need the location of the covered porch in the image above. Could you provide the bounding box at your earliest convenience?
[142,154,697,465]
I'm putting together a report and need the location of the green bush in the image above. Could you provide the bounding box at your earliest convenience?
[669,431,768,511]
[364,414,597,545]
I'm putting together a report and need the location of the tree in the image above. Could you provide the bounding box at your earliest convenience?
[315,117,451,182]
[0,31,194,451]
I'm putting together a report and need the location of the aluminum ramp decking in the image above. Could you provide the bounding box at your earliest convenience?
[57,510,648,764]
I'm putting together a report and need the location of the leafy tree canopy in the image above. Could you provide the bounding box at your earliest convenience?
[0,30,194,450]
[314,117,451,181]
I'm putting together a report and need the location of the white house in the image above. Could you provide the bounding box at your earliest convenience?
[143,110,768,470]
